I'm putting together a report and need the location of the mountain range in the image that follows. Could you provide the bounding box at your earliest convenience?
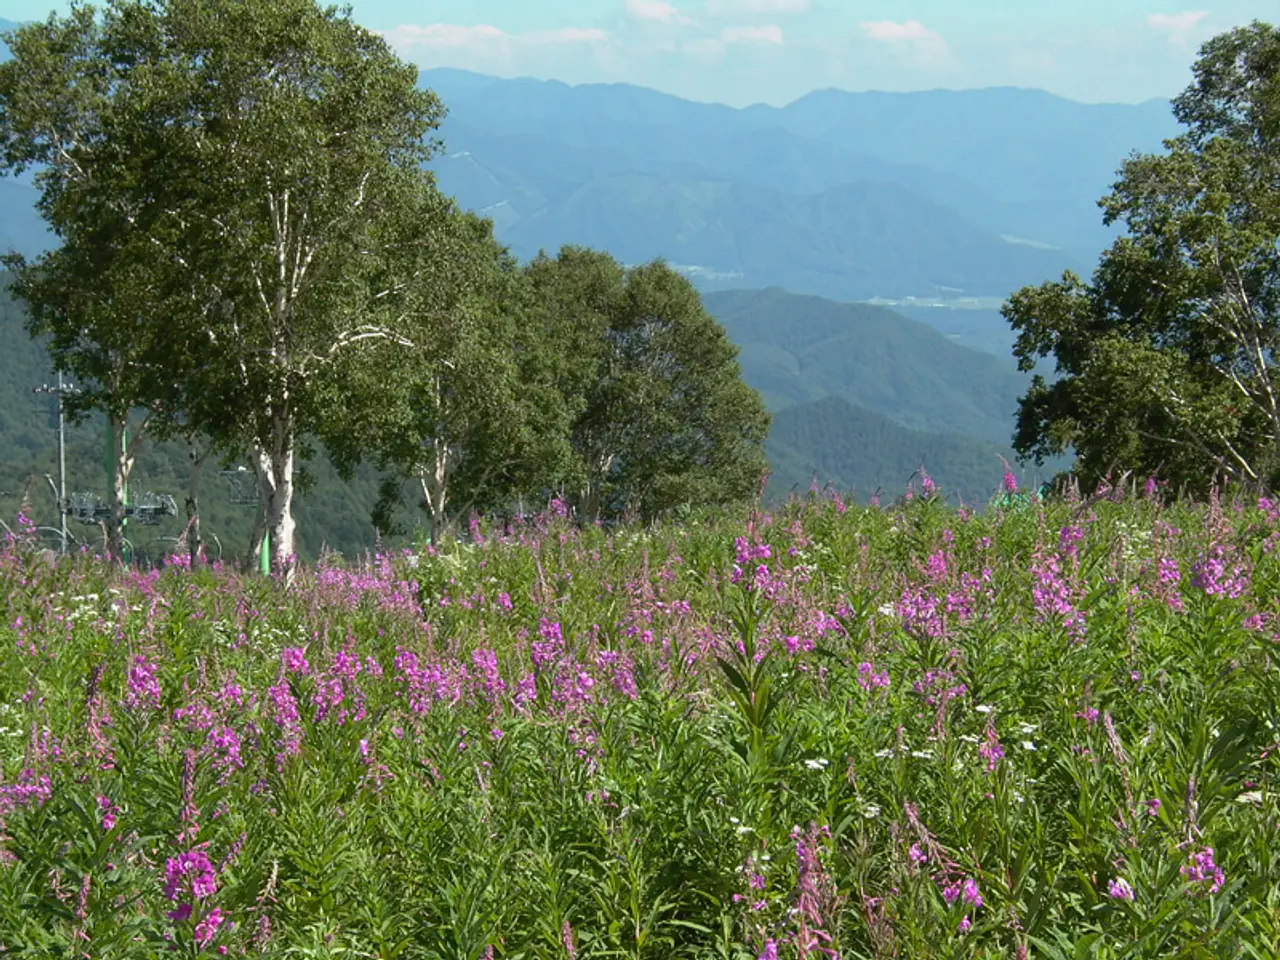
[420,68,1180,303]
[1,18,1168,545]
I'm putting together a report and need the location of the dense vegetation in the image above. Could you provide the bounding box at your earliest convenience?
[2,479,1279,957]
[764,396,1050,504]
[2,273,1057,562]
[0,2,768,571]
[1005,22,1280,499]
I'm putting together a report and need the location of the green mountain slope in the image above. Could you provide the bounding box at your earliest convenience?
[703,287,1028,446]
[764,395,1053,504]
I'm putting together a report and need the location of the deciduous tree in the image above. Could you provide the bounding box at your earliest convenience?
[1004,21,1280,495]
[526,247,770,523]
[0,0,475,575]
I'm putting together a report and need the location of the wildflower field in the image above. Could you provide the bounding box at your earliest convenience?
[1,481,1279,959]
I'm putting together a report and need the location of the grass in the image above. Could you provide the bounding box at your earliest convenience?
[0,479,1278,958]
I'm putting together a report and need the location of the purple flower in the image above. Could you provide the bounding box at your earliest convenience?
[195,907,225,945]
[1182,847,1225,894]
[857,662,890,691]
[962,877,982,908]
[979,723,1004,773]
[280,647,310,674]
[163,849,217,901]
[125,655,162,711]
[1108,877,1135,902]
[758,939,779,960]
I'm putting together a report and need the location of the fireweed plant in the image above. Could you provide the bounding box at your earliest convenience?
[1,480,1279,959]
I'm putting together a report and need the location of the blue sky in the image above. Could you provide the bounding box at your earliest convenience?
[3,1,1274,106]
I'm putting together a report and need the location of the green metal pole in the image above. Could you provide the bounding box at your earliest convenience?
[259,529,270,576]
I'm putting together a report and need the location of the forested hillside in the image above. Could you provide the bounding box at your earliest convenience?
[0,275,391,560]
[3,271,1046,557]
[703,288,1028,444]
[764,395,1053,503]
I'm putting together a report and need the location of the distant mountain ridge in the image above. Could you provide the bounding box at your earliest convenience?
[702,287,1027,445]
[421,68,1180,299]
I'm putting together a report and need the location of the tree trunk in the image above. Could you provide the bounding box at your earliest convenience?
[185,442,205,565]
[419,431,451,547]
[106,416,135,563]
[248,501,267,573]
[582,452,613,524]
[255,425,297,582]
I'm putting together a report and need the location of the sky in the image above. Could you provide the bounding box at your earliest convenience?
[2,1,1275,107]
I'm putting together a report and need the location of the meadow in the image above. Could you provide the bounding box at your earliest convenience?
[1,476,1278,959]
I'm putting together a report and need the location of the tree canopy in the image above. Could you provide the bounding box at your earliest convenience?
[0,1,771,564]
[1003,20,1280,496]
[0,0,497,572]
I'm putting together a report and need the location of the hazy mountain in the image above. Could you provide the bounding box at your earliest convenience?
[0,61,1177,301]
[422,69,1180,276]
[0,173,49,257]
[703,287,1028,446]
[0,18,15,61]
[765,395,1053,504]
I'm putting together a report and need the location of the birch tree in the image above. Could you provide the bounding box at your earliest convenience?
[324,236,578,543]
[1004,21,1280,495]
[1,0,466,575]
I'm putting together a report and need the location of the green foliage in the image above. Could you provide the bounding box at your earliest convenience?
[1,481,1280,955]
[1004,21,1280,497]
[0,0,484,572]
[525,247,771,524]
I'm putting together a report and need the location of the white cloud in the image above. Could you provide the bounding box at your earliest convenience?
[705,0,810,14]
[720,24,784,44]
[527,27,610,45]
[382,23,607,52]
[626,0,695,25]
[858,19,955,69]
[684,23,784,57]
[1145,11,1210,44]
[384,23,510,50]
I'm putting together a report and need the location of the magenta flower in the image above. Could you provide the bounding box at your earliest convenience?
[1108,877,1135,902]
[125,655,162,711]
[1182,847,1225,894]
[195,907,225,945]
[962,877,982,908]
[280,647,311,674]
[979,723,1004,773]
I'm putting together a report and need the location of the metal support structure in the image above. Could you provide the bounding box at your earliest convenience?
[219,466,270,576]
[32,374,78,554]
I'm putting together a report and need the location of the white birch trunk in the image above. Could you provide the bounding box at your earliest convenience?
[419,439,450,546]
[185,442,205,565]
[255,424,297,581]
[106,417,135,563]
